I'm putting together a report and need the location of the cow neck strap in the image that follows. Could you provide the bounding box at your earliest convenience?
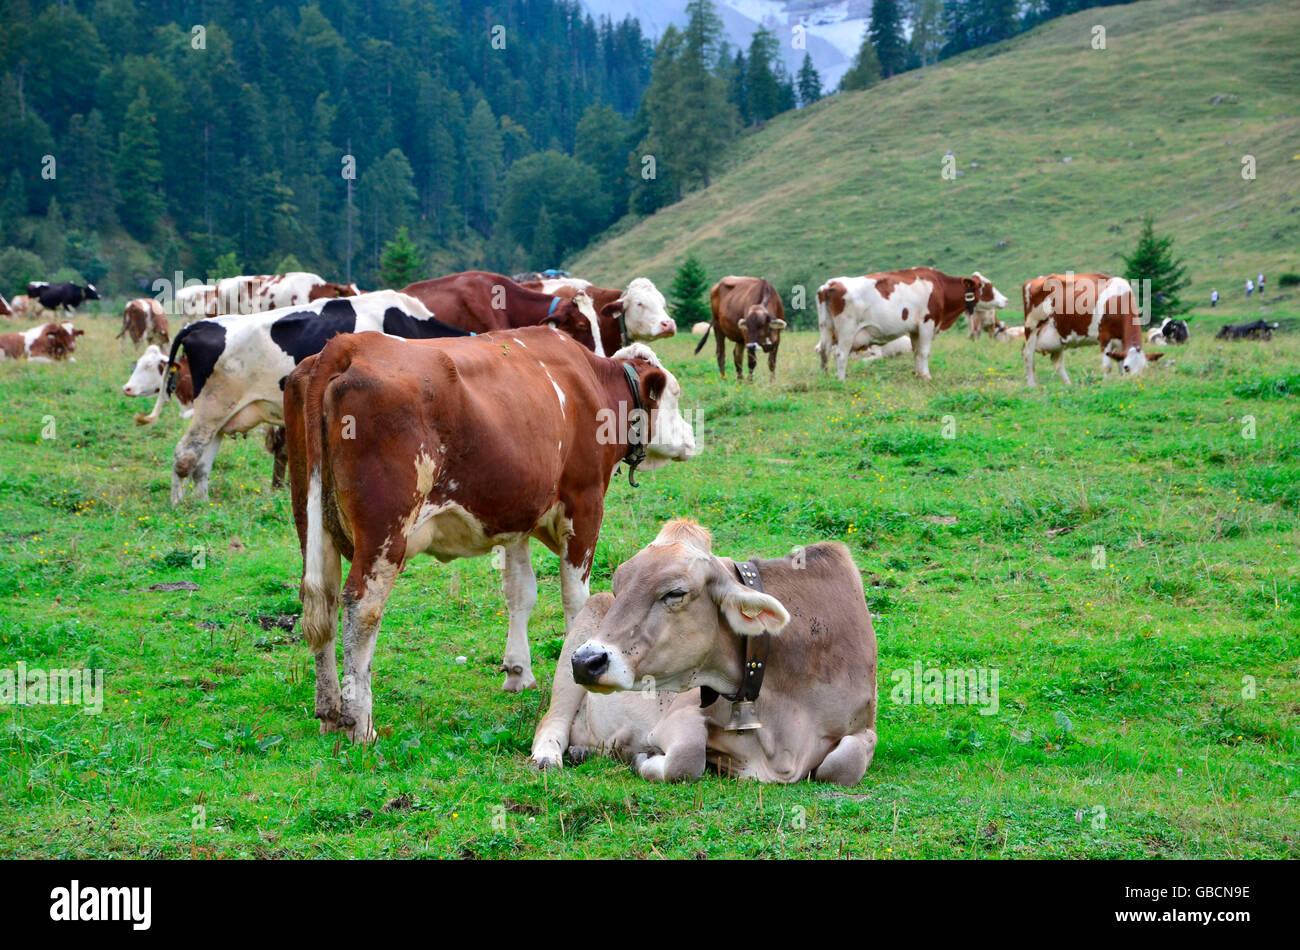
[699,560,771,713]
[620,361,647,487]
[617,309,630,348]
[548,296,561,317]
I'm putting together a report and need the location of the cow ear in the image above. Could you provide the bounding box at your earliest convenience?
[963,277,976,288]
[769,319,787,330]
[1148,352,1165,362]
[711,572,790,637]
[640,367,667,404]
[1104,350,1123,361]
[600,300,625,320]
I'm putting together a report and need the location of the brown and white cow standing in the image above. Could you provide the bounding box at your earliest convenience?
[698,276,788,383]
[1021,273,1163,386]
[117,298,170,349]
[531,520,878,785]
[215,272,359,315]
[401,271,609,354]
[817,268,1008,380]
[284,327,696,741]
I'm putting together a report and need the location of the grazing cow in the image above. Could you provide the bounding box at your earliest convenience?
[531,520,878,785]
[0,323,76,362]
[215,272,357,315]
[817,268,1008,381]
[1216,319,1277,340]
[1147,317,1189,345]
[32,281,100,314]
[521,276,677,345]
[137,290,471,504]
[284,328,697,740]
[122,344,195,417]
[117,298,170,348]
[967,307,1008,340]
[401,271,610,354]
[175,284,219,323]
[1021,273,1164,386]
[697,276,788,383]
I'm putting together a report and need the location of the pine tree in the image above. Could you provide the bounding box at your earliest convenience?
[1122,218,1190,323]
[380,226,421,288]
[908,0,947,66]
[669,255,712,327]
[796,53,822,107]
[841,30,883,91]
[745,27,783,124]
[114,87,165,240]
[871,1,909,78]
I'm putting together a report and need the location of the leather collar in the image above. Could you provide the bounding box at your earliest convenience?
[620,361,647,487]
[699,559,771,708]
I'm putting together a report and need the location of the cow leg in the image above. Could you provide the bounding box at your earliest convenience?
[171,424,220,505]
[714,325,727,379]
[813,727,879,786]
[338,550,401,743]
[303,527,344,734]
[500,537,539,692]
[912,326,934,380]
[531,592,611,769]
[189,432,224,503]
[1023,328,1040,387]
[635,700,708,782]
[1052,350,1071,385]
[767,341,779,382]
[746,344,759,381]
[835,345,849,382]
[733,341,744,383]
[559,539,593,635]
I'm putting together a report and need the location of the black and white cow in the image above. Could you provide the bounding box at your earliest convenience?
[1147,317,1189,345]
[136,290,471,504]
[31,281,100,314]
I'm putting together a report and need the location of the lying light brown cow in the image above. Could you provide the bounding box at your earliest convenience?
[532,519,879,784]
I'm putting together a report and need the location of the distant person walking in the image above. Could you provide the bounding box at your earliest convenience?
[1246,278,1254,297]
[1210,289,1219,308]
[1258,272,1265,292]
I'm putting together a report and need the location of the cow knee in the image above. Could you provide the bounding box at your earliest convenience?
[815,729,877,786]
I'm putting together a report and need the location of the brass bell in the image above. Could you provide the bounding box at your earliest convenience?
[725,700,762,732]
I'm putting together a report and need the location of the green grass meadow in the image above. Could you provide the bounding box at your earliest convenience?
[1,311,1297,858]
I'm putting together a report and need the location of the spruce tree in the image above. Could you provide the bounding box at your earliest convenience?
[870,1,909,78]
[669,255,712,327]
[1122,218,1189,323]
[797,54,822,106]
[380,226,421,288]
[114,87,165,240]
[841,30,883,91]
[745,27,783,124]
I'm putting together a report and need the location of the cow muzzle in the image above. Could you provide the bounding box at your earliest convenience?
[571,643,611,687]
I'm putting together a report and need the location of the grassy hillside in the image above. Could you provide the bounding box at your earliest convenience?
[572,0,1300,321]
[1,314,1296,857]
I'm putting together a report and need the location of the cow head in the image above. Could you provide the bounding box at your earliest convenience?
[613,342,696,468]
[545,294,603,351]
[570,520,789,694]
[603,277,676,341]
[741,291,786,352]
[123,345,168,397]
[36,324,75,360]
[61,323,85,354]
[1162,318,1189,343]
[84,284,100,301]
[1105,345,1164,375]
[963,272,1009,315]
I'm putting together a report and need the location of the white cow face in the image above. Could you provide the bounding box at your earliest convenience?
[610,278,676,341]
[123,345,167,397]
[968,271,1009,311]
[616,344,697,468]
[1107,345,1164,376]
[569,522,789,694]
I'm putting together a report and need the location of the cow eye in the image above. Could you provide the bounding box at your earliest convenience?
[661,590,687,607]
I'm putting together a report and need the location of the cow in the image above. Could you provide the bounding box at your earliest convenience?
[531,519,878,785]
[284,327,697,741]
[1147,317,1189,345]
[0,293,11,317]
[1216,319,1277,340]
[997,324,1026,341]
[1021,273,1164,386]
[122,344,195,417]
[136,290,471,505]
[968,307,1009,340]
[816,268,1009,381]
[697,276,788,383]
[117,298,170,349]
[31,281,100,314]
[9,294,54,323]
[520,276,677,345]
[0,323,76,362]
[215,272,358,315]
[401,271,611,354]
[175,284,218,323]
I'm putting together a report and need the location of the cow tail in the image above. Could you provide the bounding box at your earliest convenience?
[693,323,712,354]
[299,351,342,654]
[135,323,193,425]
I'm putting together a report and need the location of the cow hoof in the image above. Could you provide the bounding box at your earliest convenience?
[531,749,562,770]
[318,717,343,735]
[501,670,537,692]
[568,745,591,765]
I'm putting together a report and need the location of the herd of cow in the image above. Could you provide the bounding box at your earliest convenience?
[0,263,1275,786]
